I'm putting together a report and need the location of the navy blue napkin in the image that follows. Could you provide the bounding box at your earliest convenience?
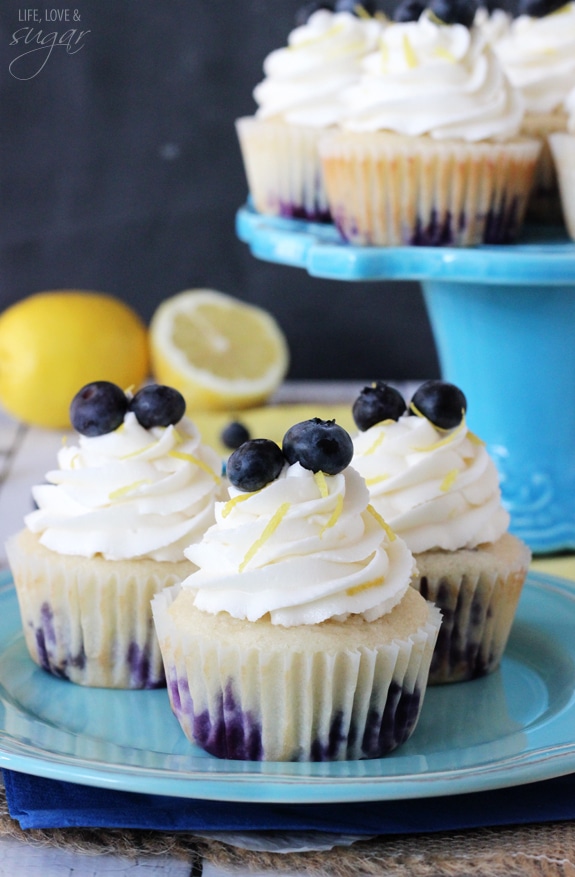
[5,768,575,832]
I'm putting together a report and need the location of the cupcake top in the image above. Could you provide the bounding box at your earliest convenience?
[25,382,222,562]
[351,380,510,554]
[493,1,575,114]
[253,8,382,127]
[181,418,415,627]
[339,7,525,140]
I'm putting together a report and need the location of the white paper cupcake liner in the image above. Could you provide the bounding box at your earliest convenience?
[152,584,442,762]
[412,533,530,685]
[236,116,331,222]
[318,130,541,247]
[549,132,575,241]
[6,529,194,689]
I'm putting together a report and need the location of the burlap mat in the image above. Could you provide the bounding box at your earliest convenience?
[1,782,575,876]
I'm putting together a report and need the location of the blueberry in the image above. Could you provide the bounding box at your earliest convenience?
[335,0,379,14]
[516,0,565,16]
[227,439,286,492]
[128,384,186,429]
[221,420,251,450]
[70,381,128,437]
[393,0,427,20]
[282,418,353,475]
[428,0,478,26]
[295,0,334,26]
[410,380,467,430]
[352,382,407,431]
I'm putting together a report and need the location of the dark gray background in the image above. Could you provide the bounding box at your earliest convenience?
[1,0,441,381]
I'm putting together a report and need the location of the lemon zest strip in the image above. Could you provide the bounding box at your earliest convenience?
[314,471,329,498]
[221,491,255,518]
[109,479,151,500]
[347,575,385,596]
[169,450,220,483]
[320,494,344,536]
[440,469,458,492]
[433,46,456,63]
[365,431,386,455]
[120,442,157,459]
[409,417,466,452]
[366,473,390,487]
[239,502,290,572]
[367,504,396,541]
[403,34,418,68]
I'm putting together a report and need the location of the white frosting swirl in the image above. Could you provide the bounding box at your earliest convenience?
[493,3,575,114]
[474,7,512,46]
[182,462,415,627]
[253,9,382,127]
[352,414,510,554]
[25,412,222,562]
[341,12,525,141]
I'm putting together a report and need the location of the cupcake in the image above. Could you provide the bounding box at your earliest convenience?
[6,381,223,689]
[236,5,382,222]
[493,0,575,222]
[318,2,541,246]
[351,380,531,684]
[152,419,442,761]
[549,85,575,238]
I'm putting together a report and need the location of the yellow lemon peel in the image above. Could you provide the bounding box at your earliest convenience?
[433,46,457,63]
[410,417,466,452]
[402,34,418,68]
[366,473,390,487]
[440,469,459,492]
[367,504,396,541]
[347,575,385,596]
[364,431,386,455]
[314,471,329,498]
[320,494,344,536]
[109,479,151,501]
[239,502,290,572]
[221,491,255,518]
[169,450,220,483]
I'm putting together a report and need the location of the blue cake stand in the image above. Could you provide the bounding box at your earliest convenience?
[236,203,575,555]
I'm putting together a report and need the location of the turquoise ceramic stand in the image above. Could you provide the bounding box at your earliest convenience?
[236,204,575,554]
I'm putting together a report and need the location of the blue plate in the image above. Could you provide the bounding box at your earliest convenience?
[235,202,575,283]
[0,571,574,803]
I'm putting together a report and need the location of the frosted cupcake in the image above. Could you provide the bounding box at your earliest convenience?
[351,380,531,684]
[236,6,382,222]
[6,381,222,689]
[152,419,442,761]
[318,2,541,246]
[493,0,575,222]
[549,85,575,238]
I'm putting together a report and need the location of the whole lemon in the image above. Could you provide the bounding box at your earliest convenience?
[0,290,150,428]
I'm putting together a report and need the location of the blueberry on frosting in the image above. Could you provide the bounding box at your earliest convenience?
[227,438,286,492]
[282,418,353,475]
[352,381,407,431]
[428,0,479,27]
[410,380,467,429]
[70,381,187,436]
[70,381,128,437]
[516,0,566,17]
[393,0,428,21]
[128,384,186,429]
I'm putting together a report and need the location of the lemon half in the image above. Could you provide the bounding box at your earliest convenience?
[150,289,290,411]
[0,290,149,428]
